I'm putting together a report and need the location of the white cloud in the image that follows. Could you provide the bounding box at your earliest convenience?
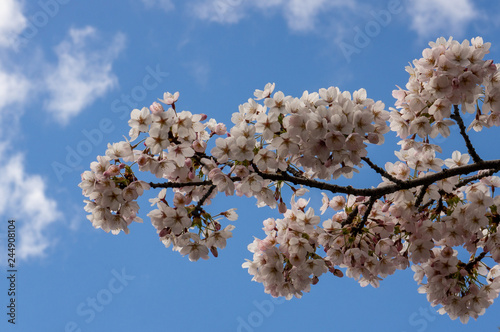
[0,153,62,260]
[190,0,354,31]
[0,64,31,139]
[0,0,27,48]
[282,0,351,32]
[44,26,126,124]
[141,0,175,12]
[191,0,246,24]
[408,0,478,39]
[0,66,30,110]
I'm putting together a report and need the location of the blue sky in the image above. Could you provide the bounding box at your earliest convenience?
[0,0,499,331]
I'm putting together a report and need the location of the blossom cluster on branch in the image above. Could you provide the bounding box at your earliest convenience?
[79,37,500,323]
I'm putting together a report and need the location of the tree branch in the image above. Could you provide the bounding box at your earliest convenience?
[414,184,430,208]
[361,156,405,185]
[451,105,482,163]
[454,168,498,190]
[465,251,487,272]
[352,197,377,234]
[149,180,213,189]
[148,160,500,210]
[256,159,500,197]
[341,205,359,227]
[192,185,217,218]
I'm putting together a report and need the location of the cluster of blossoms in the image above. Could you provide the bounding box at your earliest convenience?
[79,154,149,235]
[391,37,500,173]
[413,247,500,323]
[80,92,239,260]
[392,37,498,138]
[223,82,390,180]
[243,194,328,299]
[79,37,500,323]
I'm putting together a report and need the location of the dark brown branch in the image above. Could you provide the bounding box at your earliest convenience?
[148,160,500,211]
[465,251,487,272]
[455,168,498,190]
[361,156,405,185]
[451,105,482,163]
[192,185,217,217]
[286,165,305,178]
[414,184,430,208]
[341,205,359,227]
[149,180,213,189]
[149,177,241,189]
[352,197,377,234]
[419,199,435,212]
[256,159,500,197]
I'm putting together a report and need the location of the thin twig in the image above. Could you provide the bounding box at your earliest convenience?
[286,165,306,178]
[451,105,482,163]
[465,251,487,272]
[341,205,359,227]
[454,168,497,190]
[361,156,405,185]
[192,185,217,218]
[149,180,213,189]
[149,177,241,189]
[352,197,377,234]
[419,199,435,212]
[414,184,430,208]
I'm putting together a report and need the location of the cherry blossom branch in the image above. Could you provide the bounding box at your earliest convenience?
[451,105,483,163]
[255,159,500,197]
[419,198,435,212]
[455,168,498,190]
[341,205,359,227]
[352,197,377,234]
[361,156,404,185]
[192,185,217,218]
[286,165,306,178]
[78,37,500,322]
[149,180,214,189]
[465,251,487,272]
[415,184,430,208]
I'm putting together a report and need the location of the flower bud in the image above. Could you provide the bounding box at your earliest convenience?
[103,164,120,177]
[210,246,218,258]
[381,202,391,212]
[278,202,287,214]
[150,102,164,114]
[137,154,150,167]
[159,227,171,237]
[367,133,379,144]
[312,276,319,285]
[441,246,453,258]
[192,140,207,153]
[215,123,227,135]
[333,269,344,278]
